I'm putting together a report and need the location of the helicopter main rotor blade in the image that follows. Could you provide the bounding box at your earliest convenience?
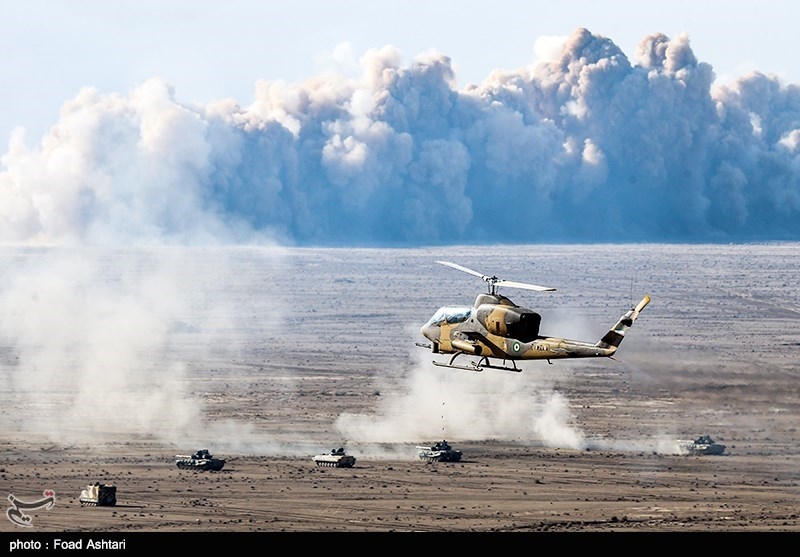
[435,260,556,292]
[495,279,556,292]
[435,260,487,279]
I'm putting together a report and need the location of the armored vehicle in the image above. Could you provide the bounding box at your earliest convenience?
[677,435,726,456]
[417,440,462,463]
[175,449,226,471]
[79,482,117,507]
[312,447,356,468]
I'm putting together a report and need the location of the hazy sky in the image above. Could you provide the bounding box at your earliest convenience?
[2,0,800,246]
[3,0,797,144]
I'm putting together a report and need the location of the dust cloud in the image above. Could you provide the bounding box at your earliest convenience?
[335,345,588,455]
[0,246,286,447]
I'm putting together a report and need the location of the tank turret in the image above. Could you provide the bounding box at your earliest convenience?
[677,435,726,456]
[416,440,462,463]
[175,449,226,471]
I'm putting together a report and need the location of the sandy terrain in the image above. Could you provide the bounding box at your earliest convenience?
[1,244,798,535]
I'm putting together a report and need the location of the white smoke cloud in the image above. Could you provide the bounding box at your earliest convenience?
[2,26,799,246]
[0,246,287,445]
[334,349,586,451]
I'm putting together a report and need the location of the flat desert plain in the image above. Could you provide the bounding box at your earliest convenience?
[0,244,798,534]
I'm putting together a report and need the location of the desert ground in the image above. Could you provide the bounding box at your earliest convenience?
[0,243,798,536]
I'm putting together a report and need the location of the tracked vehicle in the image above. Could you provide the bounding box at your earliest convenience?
[677,435,726,456]
[175,449,226,471]
[312,447,356,468]
[79,482,117,507]
[417,440,462,463]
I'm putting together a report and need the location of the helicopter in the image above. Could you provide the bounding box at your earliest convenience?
[416,260,650,372]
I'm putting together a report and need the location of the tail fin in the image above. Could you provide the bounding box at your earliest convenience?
[596,295,651,349]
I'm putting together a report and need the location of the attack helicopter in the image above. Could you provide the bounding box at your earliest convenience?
[416,260,650,372]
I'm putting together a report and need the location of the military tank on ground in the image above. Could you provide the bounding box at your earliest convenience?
[677,435,726,456]
[417,440,462,463]
[175,449,226,471]
[312,447,356,468]
[79,482,117,507]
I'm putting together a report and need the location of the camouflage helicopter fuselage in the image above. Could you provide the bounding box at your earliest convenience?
[420,292,650,370]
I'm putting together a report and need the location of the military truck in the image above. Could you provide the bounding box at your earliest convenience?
[175,449,226,471]
[417,440,462,463]
[79,482,117,507]
[312,447,356,468]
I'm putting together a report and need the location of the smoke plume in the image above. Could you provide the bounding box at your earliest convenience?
[335,347,587,453]
[0,247,287,446]
[2,28,799,247]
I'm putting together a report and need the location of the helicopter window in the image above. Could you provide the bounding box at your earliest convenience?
[445,307,471,324]
[426,306,472,326]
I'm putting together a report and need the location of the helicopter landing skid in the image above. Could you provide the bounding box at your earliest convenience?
[432,359,483,372]
[432,354,521,373]
[478,358,522,373]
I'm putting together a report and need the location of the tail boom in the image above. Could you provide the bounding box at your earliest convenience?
[595,295,651,351]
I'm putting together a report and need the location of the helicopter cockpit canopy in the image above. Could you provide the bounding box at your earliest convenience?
[424,306,472,327]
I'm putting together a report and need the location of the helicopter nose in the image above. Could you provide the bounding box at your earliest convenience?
[421,323,435,342]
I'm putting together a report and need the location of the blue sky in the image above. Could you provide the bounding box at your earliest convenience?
[1,0,799,246]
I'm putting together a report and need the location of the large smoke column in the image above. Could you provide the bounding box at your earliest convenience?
[2,28,799,247]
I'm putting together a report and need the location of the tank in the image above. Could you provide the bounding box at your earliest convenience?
[79,482,117,507]
[175,449,226,471]
[677,435,726,456]
[312,447,356,468]
[417,440,462,463]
